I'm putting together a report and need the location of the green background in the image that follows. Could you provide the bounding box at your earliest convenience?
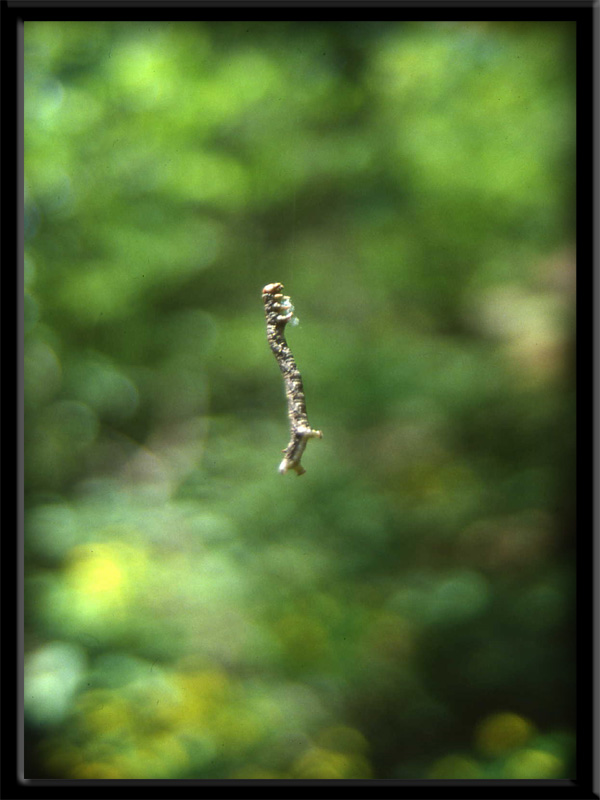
[24,20,576,780]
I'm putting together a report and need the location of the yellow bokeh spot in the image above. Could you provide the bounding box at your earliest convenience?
[134,734,190,777]
[171,669,230,728]
[292,746,372,779]
[504,748,564,779]
[476,712,535,756]
[215,706,263,749]
[230,766,283,779]
[429,755,484,779]
[69,762,126,779]
[78,555,124,595]
[77,690,133,736]
[65,541,147,617]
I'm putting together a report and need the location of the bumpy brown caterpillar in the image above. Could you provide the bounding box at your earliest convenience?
[262,282,322,475]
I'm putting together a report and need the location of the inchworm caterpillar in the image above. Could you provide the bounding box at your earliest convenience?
[262,282,322,475]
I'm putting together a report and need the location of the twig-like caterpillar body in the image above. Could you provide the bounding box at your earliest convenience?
[262,282,322,475]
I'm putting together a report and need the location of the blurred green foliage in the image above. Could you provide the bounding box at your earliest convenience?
[24,20,576,779]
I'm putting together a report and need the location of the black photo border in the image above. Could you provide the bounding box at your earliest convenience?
[3,1,595,797]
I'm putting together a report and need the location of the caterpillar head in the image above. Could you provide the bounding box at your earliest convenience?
[263,282,284,295]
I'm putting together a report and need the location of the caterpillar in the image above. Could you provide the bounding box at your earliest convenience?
[262,282,322,475]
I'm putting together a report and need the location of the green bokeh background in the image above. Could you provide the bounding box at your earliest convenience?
[24,20,576,780]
